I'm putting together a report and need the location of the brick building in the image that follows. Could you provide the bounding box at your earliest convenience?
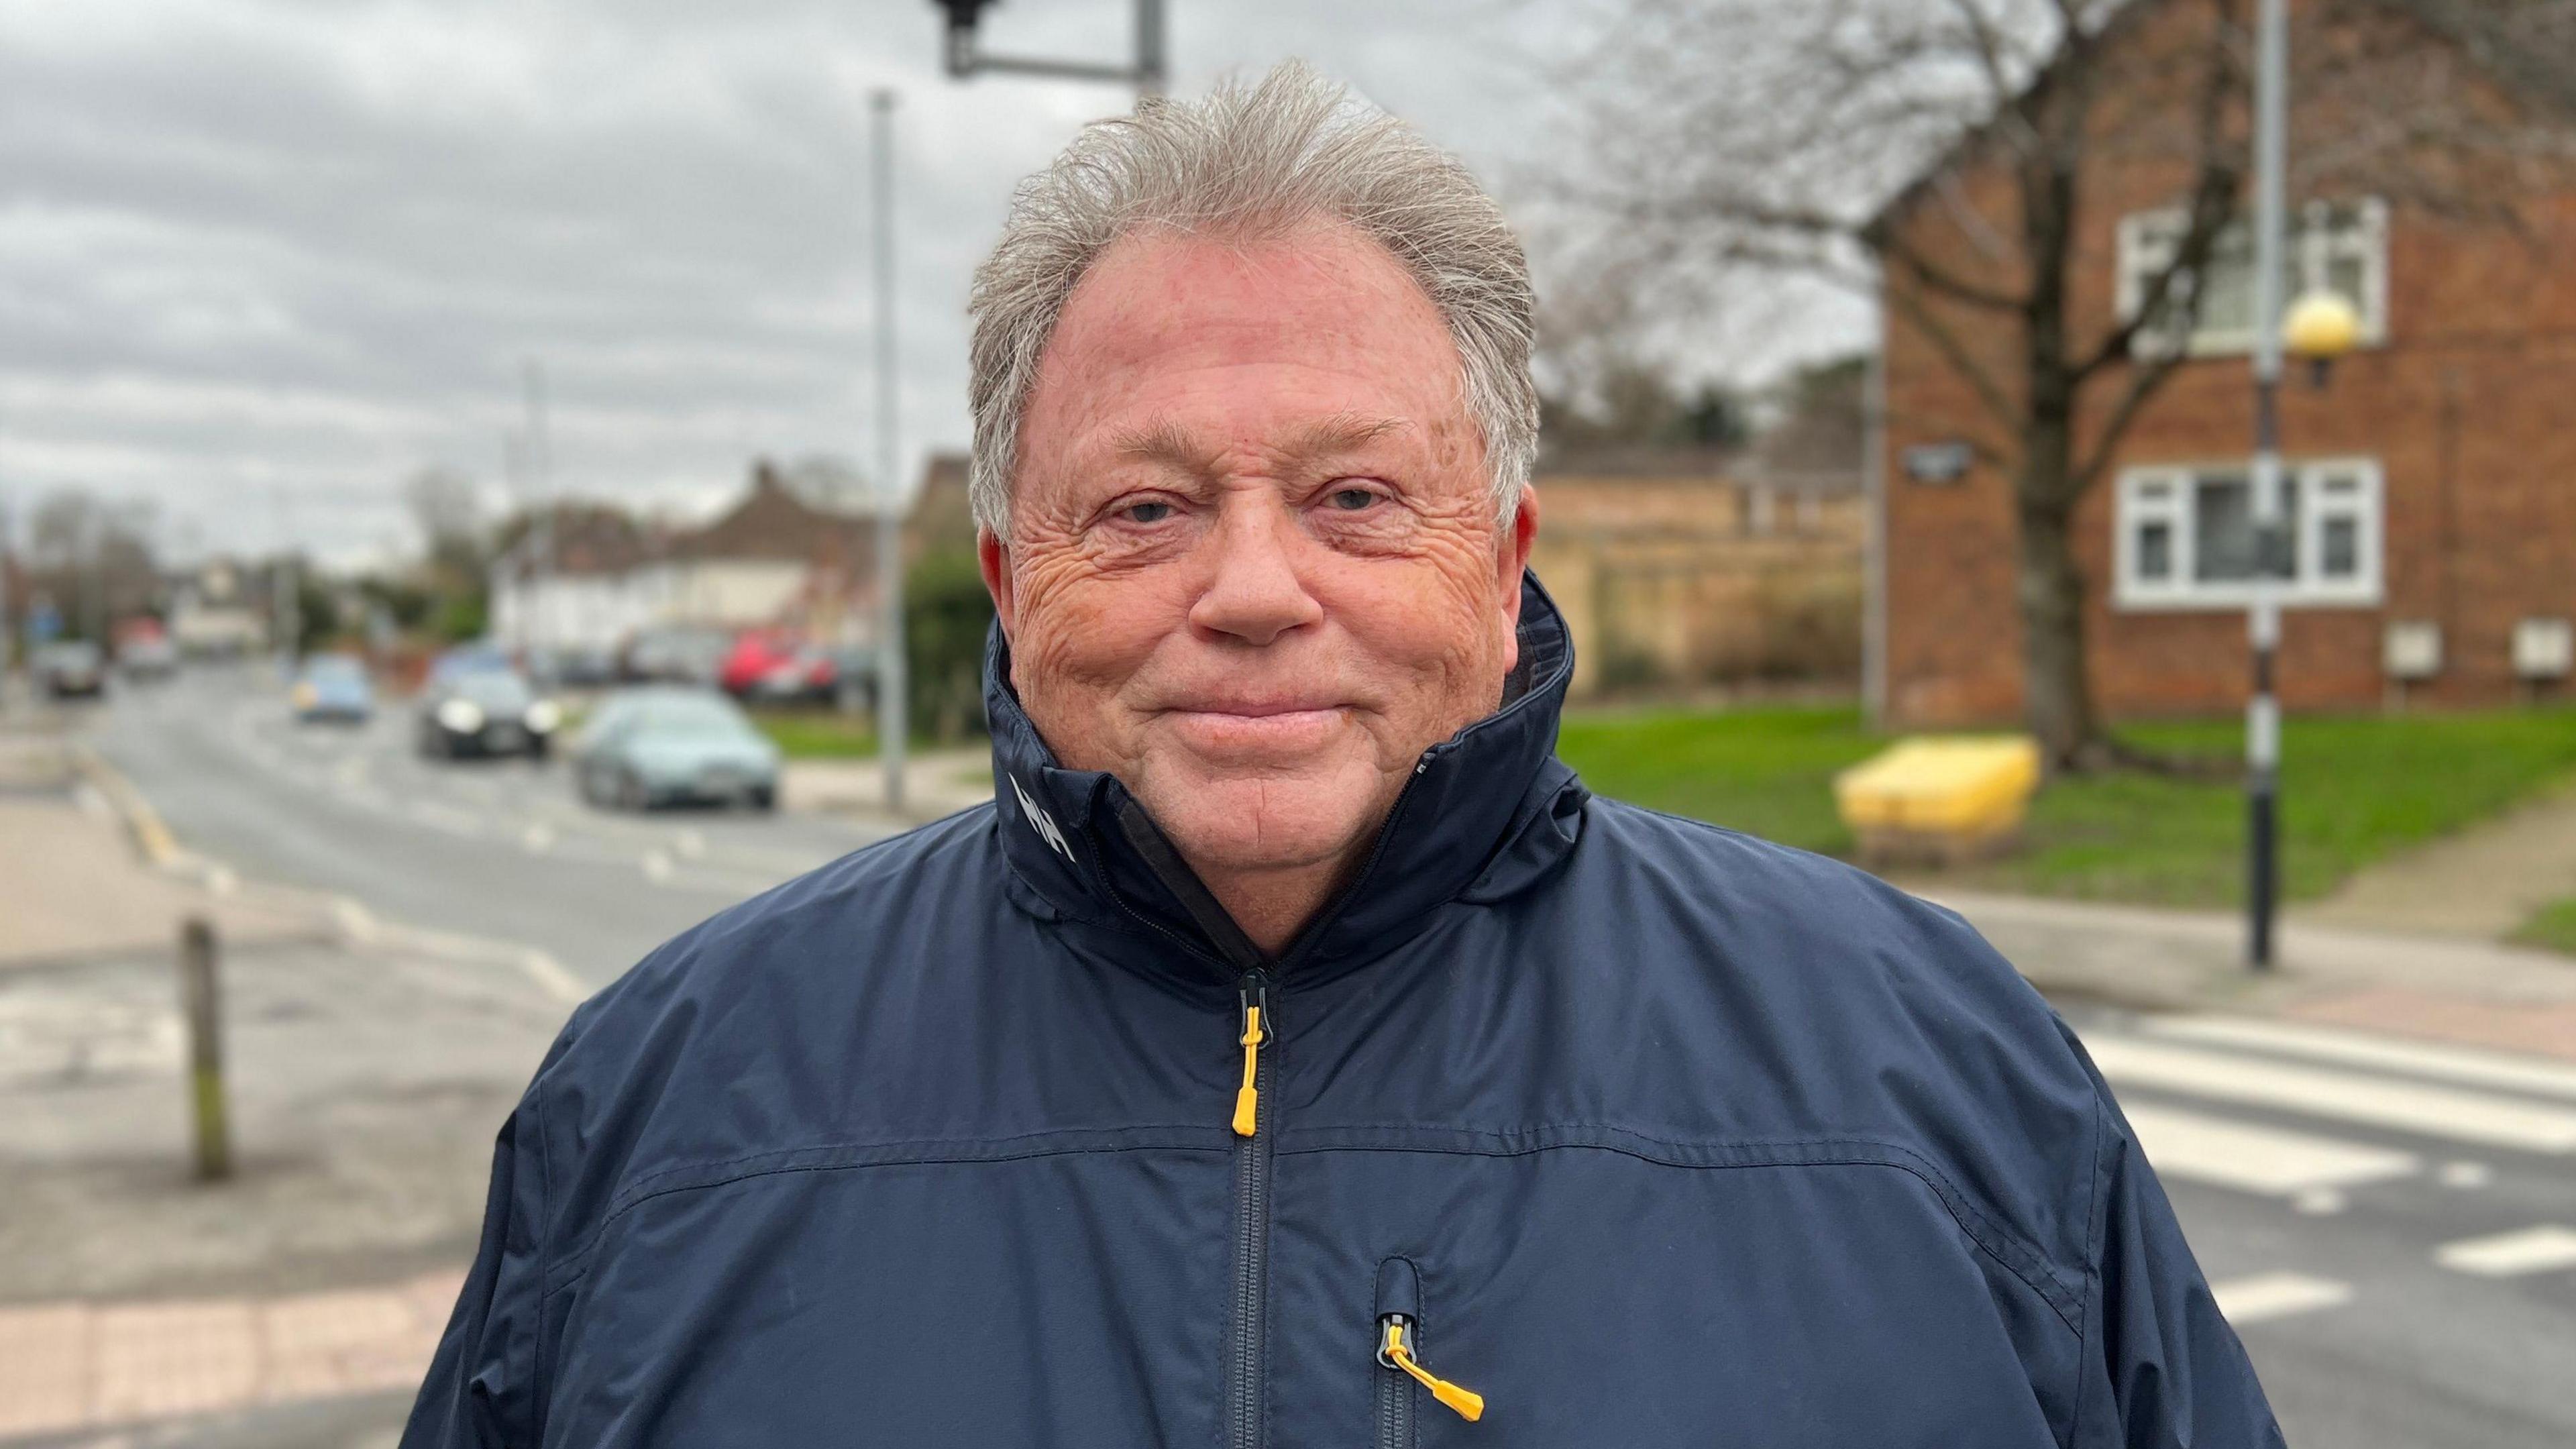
[1876,0,2576,727]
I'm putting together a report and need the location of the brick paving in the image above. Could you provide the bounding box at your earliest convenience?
[0,1270,458,1440]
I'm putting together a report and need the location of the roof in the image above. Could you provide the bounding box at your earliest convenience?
[670,462,874,570]
[1873,0,2576,236]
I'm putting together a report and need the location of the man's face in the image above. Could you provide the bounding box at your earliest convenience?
[985,221,1538,884]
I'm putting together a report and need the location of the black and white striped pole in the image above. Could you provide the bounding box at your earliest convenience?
[2246,0,2288,970]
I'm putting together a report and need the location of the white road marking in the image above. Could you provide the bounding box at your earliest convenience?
[641,850,674,882]
[2145,1016,2576,1103]
[2083,1035,2576,1153]
[2291,1188,2347,1216]
[203,865,238,898]
[330,897,380,946]
[673,828,706,859]
[2123,1104,2418,1197]
[521,822,556,853]
[2439,1161,2495,1189]
[2434,1225,2576,1277]
[2210,1272,2353,1325]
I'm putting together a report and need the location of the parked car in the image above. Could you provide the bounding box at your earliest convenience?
[570,686,782,811]
[417,669,561,759]
[114,619,179,681]
[718,631,842,704]
[540,643,622,689]
[292,654,374,723]
[34,641,108,700]
[621,625,732,686]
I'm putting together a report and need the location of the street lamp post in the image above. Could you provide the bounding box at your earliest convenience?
[931,0,1166,99]
[2246,0,2290,969]
[871,89,908,816]
[2247,0,2361,969]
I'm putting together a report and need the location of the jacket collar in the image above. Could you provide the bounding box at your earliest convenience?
[987,573,1585,984]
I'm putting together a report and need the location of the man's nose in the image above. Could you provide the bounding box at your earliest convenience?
[1187,500,1324,647]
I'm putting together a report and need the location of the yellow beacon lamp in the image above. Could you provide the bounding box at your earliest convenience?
[2284,290,2361,385]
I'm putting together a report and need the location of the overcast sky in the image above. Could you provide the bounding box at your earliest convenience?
[0,0,1866,569]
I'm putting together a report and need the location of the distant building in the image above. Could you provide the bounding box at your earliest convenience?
[168,561,268,656]
[488,456,975,657]
[1532,448,1864,699]
[1876,0,2576,724]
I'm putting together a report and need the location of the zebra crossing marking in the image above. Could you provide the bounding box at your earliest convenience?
[2082,1035,2576,1153]
[2209,1272,2353,1325]
[2144,1016,2576,1103]
[2434,1225,2576,1278]
[2121,1104,2418,1197]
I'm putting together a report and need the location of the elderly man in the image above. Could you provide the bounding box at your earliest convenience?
[405,64,2279,1448]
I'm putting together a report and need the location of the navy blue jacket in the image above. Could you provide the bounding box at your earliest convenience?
[404,580,2282,1448]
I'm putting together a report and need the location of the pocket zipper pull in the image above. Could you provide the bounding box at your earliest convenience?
[1380,1317,1484,1421]
[1231,1000,1265,1138]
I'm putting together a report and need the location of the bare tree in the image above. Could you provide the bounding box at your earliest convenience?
[26,488,160,639]
[1552,0,2572,769]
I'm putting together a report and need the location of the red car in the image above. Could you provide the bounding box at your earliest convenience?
[718,631,837,702]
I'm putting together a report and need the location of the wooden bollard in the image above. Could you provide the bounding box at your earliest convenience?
[178,916,232,1181]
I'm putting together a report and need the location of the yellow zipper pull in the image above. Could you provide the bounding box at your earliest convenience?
[1231,1001,1265,1137]
[1381,1318,1485,1421]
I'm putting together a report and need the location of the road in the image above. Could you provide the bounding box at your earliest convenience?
[89,664,897,988]
[70,667,2576,1449]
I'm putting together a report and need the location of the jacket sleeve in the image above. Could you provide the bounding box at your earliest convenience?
[2062,1027,2288,1449]
[400,1077,559,1448]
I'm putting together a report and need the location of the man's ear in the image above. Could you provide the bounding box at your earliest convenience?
[1495,484,1538,669]
[977,528,1016,639]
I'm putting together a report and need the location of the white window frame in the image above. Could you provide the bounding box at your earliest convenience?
[2116,197,2390,358]
[2113,458,2385,610]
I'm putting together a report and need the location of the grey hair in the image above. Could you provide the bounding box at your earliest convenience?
[965,60,1538,541]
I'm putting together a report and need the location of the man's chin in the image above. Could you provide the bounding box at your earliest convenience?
[1135,771,1385,879]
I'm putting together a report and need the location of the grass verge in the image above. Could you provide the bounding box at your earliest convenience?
[2512,898,2576,957]
[1554,703,2576,908]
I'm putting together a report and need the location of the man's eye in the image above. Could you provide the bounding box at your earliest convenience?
[1326,487,1378,511]
[1121,500,1174,525]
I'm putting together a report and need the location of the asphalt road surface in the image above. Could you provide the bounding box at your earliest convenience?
[89,663,897,987]
[74,666,2576,1449]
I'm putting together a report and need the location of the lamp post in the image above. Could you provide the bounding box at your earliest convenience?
[871,89,908,816]
[2245,0,2359,969]
[930,0,1165,100]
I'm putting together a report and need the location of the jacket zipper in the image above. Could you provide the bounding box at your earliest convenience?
[1379,1315,1484,1423]
[1375,1329,1413,1449]
[1229,970,1274,1449]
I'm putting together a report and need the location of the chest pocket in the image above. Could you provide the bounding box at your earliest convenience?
[1264,1141,2081,1449]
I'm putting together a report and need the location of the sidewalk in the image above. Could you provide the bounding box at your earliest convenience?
[1928,888,2576,1061]
[0,735,570,1446]
[2298,777,2576,939]
[780,746,994,821]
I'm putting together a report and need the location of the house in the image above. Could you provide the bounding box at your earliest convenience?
[488,457,976,658]
[1874,0,2576,725]
[486,504,662,658]
[1532,448,1863,698]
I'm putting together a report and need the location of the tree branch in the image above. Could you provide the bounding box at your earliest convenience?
[1880,270,2022,434]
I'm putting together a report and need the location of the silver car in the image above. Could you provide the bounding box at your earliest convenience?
[571,687,782,812]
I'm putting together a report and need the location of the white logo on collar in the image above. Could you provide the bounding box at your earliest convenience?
[1011,776,1075,863]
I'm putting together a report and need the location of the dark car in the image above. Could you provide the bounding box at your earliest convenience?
[417,669,563,759]
[34,641,108,700]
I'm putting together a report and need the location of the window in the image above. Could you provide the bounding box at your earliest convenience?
[2114,460,2381,609]
[2117,199,2388,356]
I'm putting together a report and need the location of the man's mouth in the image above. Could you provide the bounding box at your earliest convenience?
[1159,700,1351,753]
